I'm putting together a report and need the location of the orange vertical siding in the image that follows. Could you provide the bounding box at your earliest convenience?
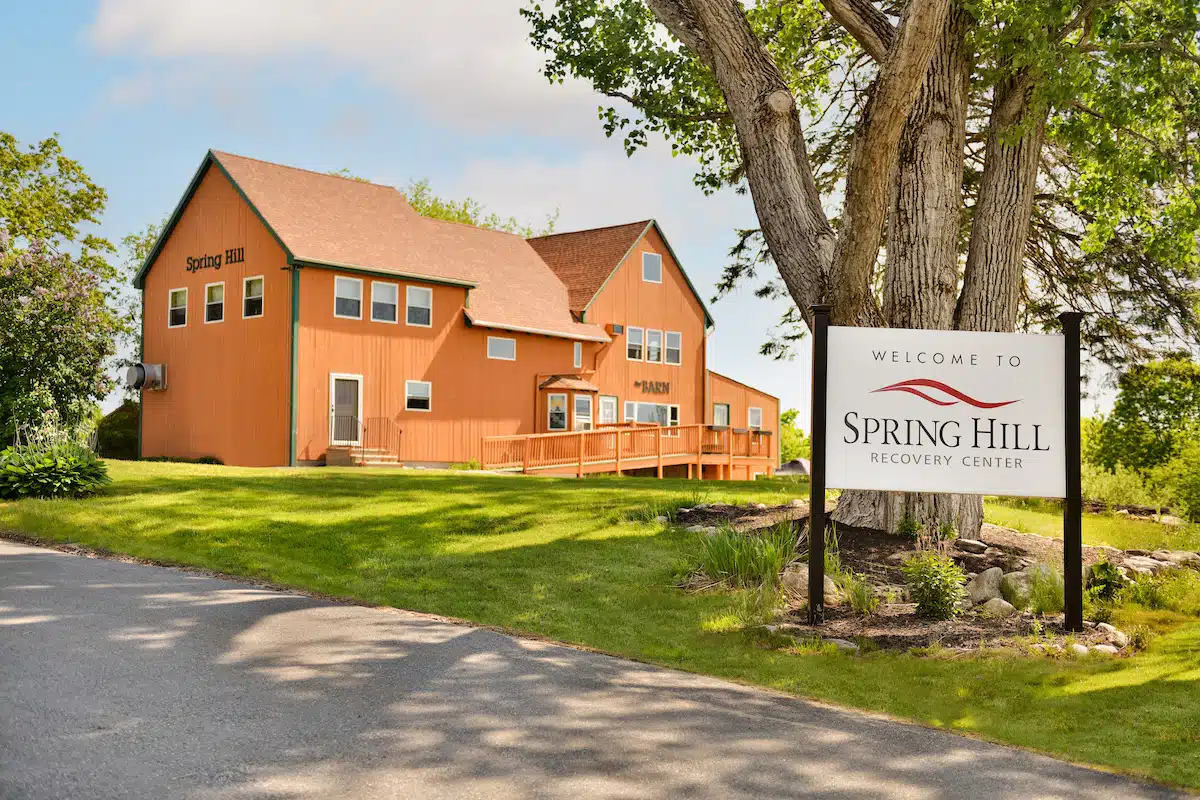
[709,371,780,465]
[586,226,707,426]
[140,166,291,466]
[295,267,592,464]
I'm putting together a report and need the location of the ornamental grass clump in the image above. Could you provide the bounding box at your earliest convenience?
[695,521,799,589]
[901,550,967,620]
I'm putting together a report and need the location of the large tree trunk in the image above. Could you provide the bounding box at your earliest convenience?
[955,76,1047,332]
[833,7,983,538]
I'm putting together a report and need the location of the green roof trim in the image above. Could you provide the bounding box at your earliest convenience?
[132,150,295,290]
[580,220,715,331]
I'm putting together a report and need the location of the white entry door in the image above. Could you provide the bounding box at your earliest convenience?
[598,395,618,425]
[330,374,363,445]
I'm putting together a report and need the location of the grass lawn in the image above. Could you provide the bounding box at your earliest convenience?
[985,497,1200,553]
[3,461,1199,789]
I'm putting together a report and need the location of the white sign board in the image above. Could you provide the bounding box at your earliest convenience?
[825,327,1066,498]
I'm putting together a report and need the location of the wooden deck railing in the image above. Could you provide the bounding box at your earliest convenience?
[481,424,773,476]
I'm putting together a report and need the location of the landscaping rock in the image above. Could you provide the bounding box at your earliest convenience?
[787,499,805,508]
[654,515,669,524]
[1096,622,1129,648]
[704,526,719,536]
[1091,644,1120,655]
[1067,643,1090,657]
[1123,555,1171,576]
[677,507,692,514]
[956,539,988,554]
[1152,550,1200,566]
[980,598,1017,618]
[956,597,974,613]
[753,503,768,510]
[1158,514,1185,527]
[781,563,839,605]
[685,525,707,533]
[966,567,1004,605]
[1000,565,1054,609]
[827,638,859,653]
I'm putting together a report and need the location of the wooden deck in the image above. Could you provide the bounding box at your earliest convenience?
[481,423,775,480]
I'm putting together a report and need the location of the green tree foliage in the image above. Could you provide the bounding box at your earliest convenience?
[778,408,810,464]
[1095,357,1200,472]
[523,0,1200,368]
[329,169,558,237]
[0,133,126,441]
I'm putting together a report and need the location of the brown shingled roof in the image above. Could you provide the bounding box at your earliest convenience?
[151,151,609,342]
[527,221,651,313]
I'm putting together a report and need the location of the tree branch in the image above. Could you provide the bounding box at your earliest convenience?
[819,0,896,61]
[643,0,713,64]
[601,90,732,123]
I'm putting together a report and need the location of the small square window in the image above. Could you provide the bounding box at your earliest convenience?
[405,380,432,412]
[335,276,363,319]
[243,276,264,318]
[371,281,399,323]
[488,336,516,360]
[642,252,663,283]
[168,288,187,328]
[407,286,432,327]
[713,403,730,427]
[665,331,681,365]
[205,283,224,323]
[626,326,644,361]
[645,329,663,363]
[749,407,763,430]
[573,341,582,369]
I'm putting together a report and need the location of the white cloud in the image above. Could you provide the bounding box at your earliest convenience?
[87,0,602,136]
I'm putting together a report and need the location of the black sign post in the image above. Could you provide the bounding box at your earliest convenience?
[1061,312,1084,632]
[808,305,831,624]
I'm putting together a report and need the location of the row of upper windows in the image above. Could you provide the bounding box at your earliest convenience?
[334,276,432,327]
[546,394,679,432]
[167,277,263,328]
[713,402,763,430]
[626,327,681,365]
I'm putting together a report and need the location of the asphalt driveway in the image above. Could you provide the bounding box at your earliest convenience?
[0,539,1182,799]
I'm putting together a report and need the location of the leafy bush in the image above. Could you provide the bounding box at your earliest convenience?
[901,551,967,620]
[897,514,920,539]
[1029,567,1065,615]
[1093,357,1200,473]
[937,521,958,542]
[1081,462,1165,509]
[0,440,109,500]
[1121,570,1200,616]
[1086,560,1129,601]
[695,522,798,589]
[95,400,139,460]
[1153,439,1200,522]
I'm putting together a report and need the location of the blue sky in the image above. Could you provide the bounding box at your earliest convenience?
[2,0,812,422]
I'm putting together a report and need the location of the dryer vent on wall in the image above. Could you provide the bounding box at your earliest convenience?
[127,363,167,391]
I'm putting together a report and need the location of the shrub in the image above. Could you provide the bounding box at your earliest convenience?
[1081,462,1164,509]
[449,459,482,470]
[838,570,880,617]
[1086,560,1129,601]
[695,522,798,588]
[937,521,958,543]
[901,550,967,620]
[95,400,139,460]
[1029,567,1065,615]
[1153,439,1200,522]
[0,440,110,500]
[897,514,920,538]
[1121,570,1200,616]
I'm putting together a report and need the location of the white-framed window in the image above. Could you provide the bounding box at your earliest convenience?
[749,407,763,430]
[405,380,432,412]
[168,287,188,328]
[599,395,619,424]
[487,336,516,361]
[626,326,644,361]
[371,281,399,323]
[334,276,363,319]
[548,393,568,431]
[642,252,663,283]
[573,341,582,369]
[204,282,225,324]
[242,276,264,319]
[645,329,663,363]
[713,403,730,427]
[406,286,433,327]
[665,331,682,366]
[624,401,677,426]
[574,394,593,431]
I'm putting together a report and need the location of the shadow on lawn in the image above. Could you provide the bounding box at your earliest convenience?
[0,542,1184,799]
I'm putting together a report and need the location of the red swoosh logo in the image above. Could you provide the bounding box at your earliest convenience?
[872,378,1019,409]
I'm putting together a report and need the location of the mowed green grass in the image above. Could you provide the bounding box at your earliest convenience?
[2,461,1199,789]
[986,497,1200,552]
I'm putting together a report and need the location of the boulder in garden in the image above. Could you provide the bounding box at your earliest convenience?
[980,598,1017,618]
[956,539,988,555]
[781,563,840,606]
[966,567,1004,605]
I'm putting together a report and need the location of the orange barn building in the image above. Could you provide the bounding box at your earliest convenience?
[133,151,779,479]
